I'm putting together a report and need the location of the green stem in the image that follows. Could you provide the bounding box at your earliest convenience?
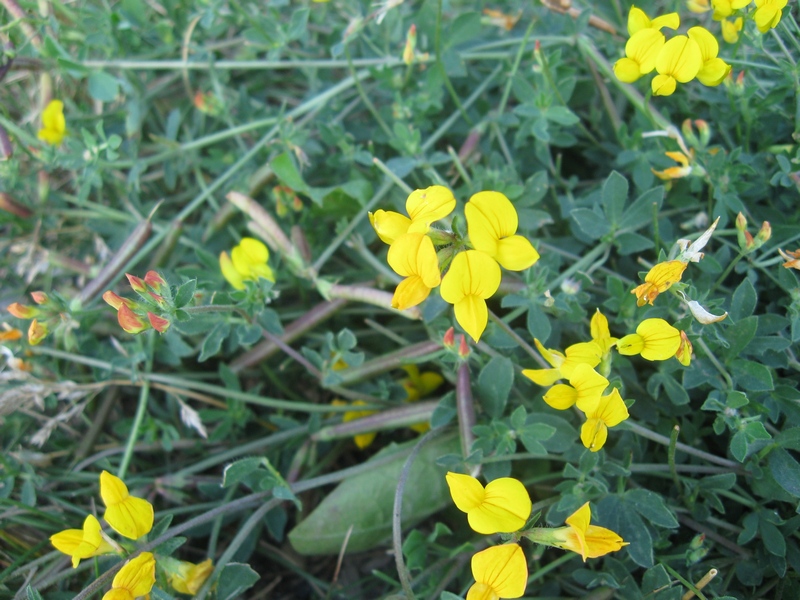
[345,44,393,139]
[496,17,537,116]
[526,553,575,583]
[435,0,472,126]
[116,333,154,479]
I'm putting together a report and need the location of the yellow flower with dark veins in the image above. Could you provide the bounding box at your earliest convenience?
[549,503,628,561]
[542,363,609,410]
[446,472,531,534]
[578,388,630,452]
[369,185,456,245]
[169,558,214,595]
[100,471,154,540]
[387,232,441,310]
[651,35,703,96]
[617,318,682,361]
[440,250,501,343]
[38,100,67,146]
[50,514,117,568]
[102,552,156,600]
[522,339,602,386]
[220,237,275,290]
[688,26,732,86]
[465,191,539,271]
[631,260,687,306]
[467,544,528,600]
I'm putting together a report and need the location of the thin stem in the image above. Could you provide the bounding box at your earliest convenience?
[116,333,154,479]
[456,361,476,462]
[623,420,739,469]
[496,18,537,116]
[488,310,548,368]
[695,337,734,390]
[435,0,472,126]
[345,44,393,138]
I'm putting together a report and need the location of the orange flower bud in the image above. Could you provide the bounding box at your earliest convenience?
[126,273,147,294]
[0,327,23,342]
[117,304,149,334]
[147,312,170,333]
[102,291,127,310]
[144,271,166,292]
[458,334,470,359]
[28,319,48,345]
[7,303,40,319]
[443,326,455,349]
[756,221,771,244]
[30,291,49,305]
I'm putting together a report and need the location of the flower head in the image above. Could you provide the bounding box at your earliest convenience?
[50,514,117,568]
[631,260,687,306]
[617,318,682,361]
[369,186,456,245]
[169,558,214,595]
[387,233,441,310]
[542,363,609,410]
[522,340,602,387]
[440,250,501,342]
[578,388,630,452]
[446,472,531,534]
[652,35,703,96]
[102,552,156,600]
[712,0,753,19]
[117,304,149,334]
[753,0,788,32]
[27,319,48,345]
[614,29,666,83]
[721,17,744,43]
[220,237,275,290]
[465,191,539,271]
[38,100,67,146]
[549,503,628,561]
[467,544,528,600]
[99,471,154,540]
[652,151,694,180]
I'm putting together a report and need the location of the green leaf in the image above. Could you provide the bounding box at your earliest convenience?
[760,520,786,557]
[697,473,737,490]
[545,106,580,126]
[571,208,610,240]
[446,12,481,47]
[615,232,654,255]
[730,430,749,463]
[477,356,514,418]
[173,279,196,308]
[724,316,758,358]
[768,448,800,497]
[618,505,654,567]
[198,322,230,362]
[222,457,264,488]
[624,489,679,528]
[601,170,629,226]
[26,586,44,600]
[527,304,551,343]
[88,71,120,102]
[730,278,757,320]
[730,358,773,392]
[618,186,664,231]
[271,152,310,195]
[288,435,459,555]
[216,563,260,600]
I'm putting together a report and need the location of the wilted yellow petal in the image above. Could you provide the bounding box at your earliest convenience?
[470,544,528,598]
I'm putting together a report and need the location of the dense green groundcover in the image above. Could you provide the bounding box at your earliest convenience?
[2,0,800,598]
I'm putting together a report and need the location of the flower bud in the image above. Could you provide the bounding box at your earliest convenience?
[102,291,128,310]
[126,273,147,294]
[402,24,417,65]
[147,312,170,333]
[7,303,40,319]
[30,291,49,305]
[28,319,48,345]
[117,304,149,334]
[756,221,771,244]
[144,271,166,292]
[681,119,700,149]
[458,334,470,359]
[695,120,710,147]
[443,326,455,349]
[676,331,692,366]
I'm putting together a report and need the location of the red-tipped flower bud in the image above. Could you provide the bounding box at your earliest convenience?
[126,273,147,294]
[144,270,166,292]
[443,327,455,349]
[30,291,49,305]
[7,303,40,319]
[102,291,126,310]
[458,334,470,359]
[147,312,170,333]
[117,304,149,334]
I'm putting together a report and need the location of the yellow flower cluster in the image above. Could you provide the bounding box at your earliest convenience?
[50,472,212,599]
[370,186,539,342]
[445,472,627,598]
[689,0,788,40]
[614,7,731,96]
[219,237,275,290]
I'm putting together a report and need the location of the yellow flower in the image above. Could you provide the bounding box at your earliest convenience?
[590,309,618,356]
[721,17,744,43]
[778,248,800,270]
[38,100,67,146]
[102,552,156,600]
[617,318,682,361]
[753,0,787,32]
[446,472,531,534]
[652,35,703,96]
[542,363,609,411]
[369,185,456,245]
[100,471,154,540]
[28,319,49,346]
[401,365,444,433]
[688,26,732,86]
[614,29,666,83]
[333,399,377,449]
[440,250,501,342]
[711,0,753,19]
[467,544,528,600]
[676,330,693,366]
[169,558,214,595]
[652,151,694,180]
[464,191,539,271]
[522,339,602,386]
[386,232,441,310]
[578,389,630,452]
[626,6,680,35]
[220,237,275,290]
[50,514,117,568]
[631,260,687,306]
[549,503,628,561]
[687,0,711,13]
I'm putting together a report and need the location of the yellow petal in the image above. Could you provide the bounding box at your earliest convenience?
[446,472,486,513]
[543,383,578,410]
[392,275,434,310]
[616,333,644,356]
[625,29,666,75]
[369,209,411,245]
[470,544,528,598]
[583,524,629,558]
[111,552,156,598]
[614,57,644,83]
[650,12,681,29]
[568,363,609,405]
[220,251,245,290]
[50,528,84,557]
[405,186,456,233]
[103,590,135,600]
[627,6,651,35]
[465,191,519,258]
[522,367,563,387]
[656,36,703,83]
[565,502,591,535]
[651,74,677,96]
[465,478,531,534]
[696,57,731,86]
[454,295,489,343]
[171,559,214,595]
[637,318,681,361]
[237,237,270,265]
[595,388,630,427]
[534,339,565,368]
[495,235,539,271]
[721,17,743,43]
[387,233,440,286]
[560,342,603,378]
[581,418,609,452]
[687,26,719,61]
[100,471,130,506]
[441,251,501,341]
[466,582,500,600]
